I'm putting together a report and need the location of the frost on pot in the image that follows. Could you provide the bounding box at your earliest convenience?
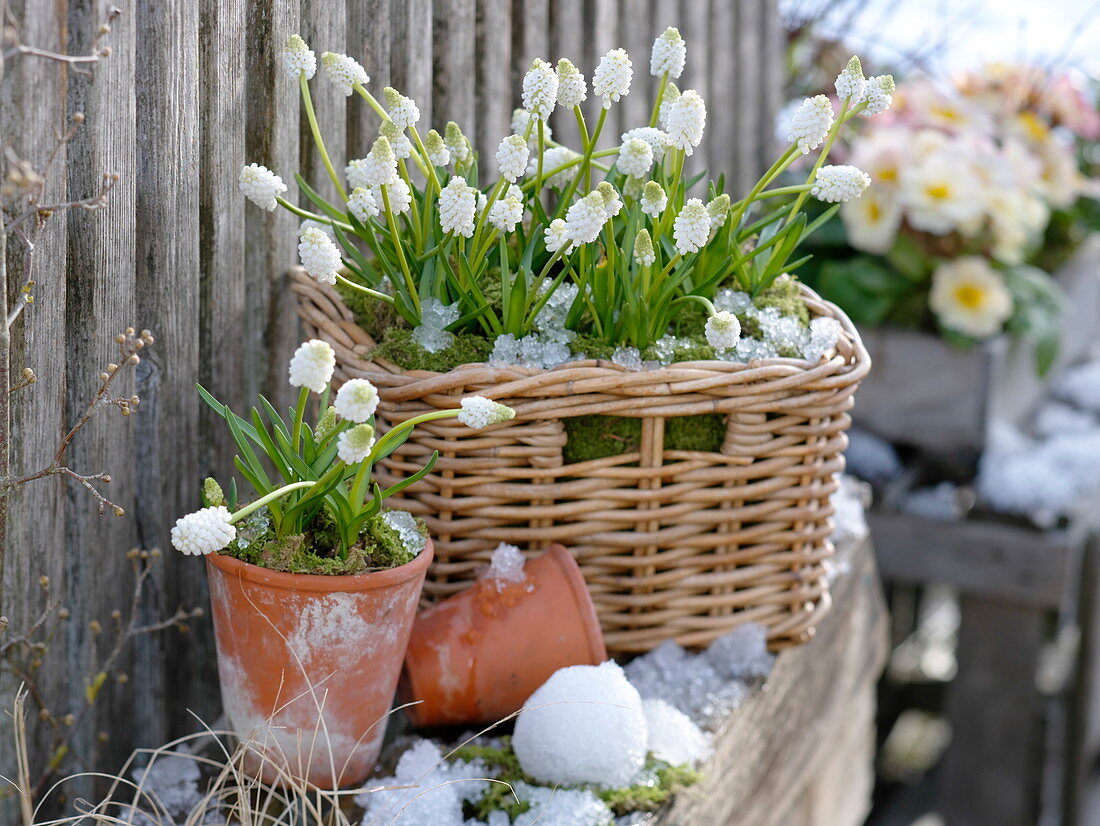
[240,31,890,373]
[169,340,515,574]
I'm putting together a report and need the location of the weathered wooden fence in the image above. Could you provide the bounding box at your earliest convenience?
[0,0,780,795]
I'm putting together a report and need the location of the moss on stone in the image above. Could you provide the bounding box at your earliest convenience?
[641,337,717,363]
[369,327,494,371]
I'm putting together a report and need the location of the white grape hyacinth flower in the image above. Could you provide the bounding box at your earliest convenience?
[593,48,632,108]
[337,423,376,464]
[496,134,530,183]
[556,58,587,108]
[673,198,710,255]
[347,187,379,222]
[511,108,553,150]
[383,86,420,130]
[348,136,398,189]
[665,89,706,155]
[171,506,235,556]
[380,119,413,160]
[424,129,450,167]
[438,176,478,238]
[544,218,570,253]
[283,35,316,80]
[707,194,731,235]
[288,339,335,393]
[658,81,680,130]
[489,194,524,233]
[650,27,686,79]
[634,229,656,267]
[812,165,871,203]
[834,55,865,102]
[860,75,895,117]
[298,227,342,285]
[705,310,742,350]
[376,178,412,215]
[458,396,516,429]
[334,378,379,423]
[640,181,668,217]
[522,58,559,121]
[321,51,368,96]
[621,127,669,163]
[239,164,287,211]
[617,138,654,178]
[445,122,472,165]
[788,95,834,154]
[598,182,622,219]
[565,191,610,249]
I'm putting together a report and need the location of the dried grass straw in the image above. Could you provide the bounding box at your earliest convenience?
[293,268,870,653]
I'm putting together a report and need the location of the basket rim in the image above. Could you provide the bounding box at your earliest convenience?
[290,267,872,389]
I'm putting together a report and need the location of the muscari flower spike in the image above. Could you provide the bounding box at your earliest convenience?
[544,218,570,253]
[334,378,379,423]
[458,396,516,428]
[298,227,342,285]
[438,175,478,238]
[860,74,895,117]
[283,35,317,80]
[171,506,235,556]
[640,181,668,217]
[288,339,335,393]
[348,187,379,222]
[337,423,376,464]
[556,58,587,108]
[383,86,421,130]
[566,190,610,248]
[425,129,450,166]
[650,27,686,79]
[380,118,413,160]
[812,165,871,203]
[617,138,654,178]
[634,229,656,267]
[788,95,834,154]
[445,121,472,164]
[522,58,559,121]
[705,310,741,350]
[321,51,369,96]
[673,198,710,255]
[239,163,287,211]
[496,134,530,183]
[593,48,632,108]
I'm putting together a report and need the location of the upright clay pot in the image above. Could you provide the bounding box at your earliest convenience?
[206,541,433,788]
[399,543,606,727]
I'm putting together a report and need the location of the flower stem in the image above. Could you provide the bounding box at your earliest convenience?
[229,480,316,523]
[335,273,395,304]
[300,74,348,201]
[275,196,354,232]
[290,386,310,452]
[379,183,421,316]
[367,409,462,466]
[649,72,669,128]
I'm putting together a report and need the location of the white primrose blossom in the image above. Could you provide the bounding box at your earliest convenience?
[337,423,376,464]
[321,51,368,96]
[812,165,871,203]
[556,58,587,108]
[650,27,686,79]
[347,187,379,222]
[640,181,668,217]
[565,190,610,248]
[788,95,834,154]
[834,55,865,101]
[438,176,478,238]
[673,198,710,255]
[171,507,235,556]
[658,81,680,130]
[424,129,450,166]
[621,127,669,163]
[376,178,412,215]
[334,378,379,423]
[544,218,570,253]
[380,119,413,160]
[239,164,287,211]
[598,181,623,219]
[705,311,742,350]
[665,89,706,155]
[298,227,342,285]
[445,122,472,165]
[860,75,895,117]
[383,86,421,130]
[496,134,530,183]
[288,339,335,393]
[489,194,525,232]
[348,136,398,188]
[283,35,316,80]
[634,229,656,267]
[618,138,654,178]
[593,48,633,108]
[458,396,516,429]
[522,58,559,121]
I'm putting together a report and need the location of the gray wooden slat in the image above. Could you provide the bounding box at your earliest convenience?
[62,0,140,777]
[679,0,709,181]
[759,0,782,161]
[548,0,583,144]
[511,0,548,116]
[589,0,618,149]
[347,0,391,159]
[301,0,348,206]
[391,0,434,132]
[710,1,737,186]
[475,0,511,176]
[433,0,476,135]
[618,0,653,137]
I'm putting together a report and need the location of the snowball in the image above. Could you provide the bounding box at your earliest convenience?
[131,751,202,820]
[642,699,712,766]
[512,661,647,788]
[484,542,526,588]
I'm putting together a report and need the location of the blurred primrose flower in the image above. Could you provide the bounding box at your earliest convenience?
[171,341,515,557]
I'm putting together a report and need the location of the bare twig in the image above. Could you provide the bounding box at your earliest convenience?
[1,5,119,75]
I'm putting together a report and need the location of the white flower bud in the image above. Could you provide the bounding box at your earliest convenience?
[640,181,667,217]
[380,119,413,160]
[337,423,376,464]
[288,340,335,393]
[321,51,369,96]
[425,129,450,166]
[458,396,516,428]
[634,229,656,267]
[489,195,525,233]
[376,178,412,215]
[496,134,530,183]
[522,58,559,121]
[597,181,622,219]
[383,86,421,129]
[438,176,478,238]
[650,27,686,79]
[621,127,670,163]
[812,165,871,203]
[239,164,287,211]
[544,218,570,253]
[834,55,865,101]
[706,194,731,234]
[445,122,472,164]
[592,48,632,108]
[283,35,316,80]
[565,191,609,248]
[617,138,654,178]
[556,58,588,108]
[171,507,235,556]
[673,198,710,255]
[787,95,834,154]
[298,227,342,285]
[658,81,680,130]
[705,311,741,350]
[347,137,398,189]
[334,378,379,423]
[860,75,895,117]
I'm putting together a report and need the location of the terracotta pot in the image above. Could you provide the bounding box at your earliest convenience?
[206,541,433,788]
[399,543,606,727]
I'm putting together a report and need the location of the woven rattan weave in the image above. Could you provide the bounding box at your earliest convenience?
[292,268,870,652]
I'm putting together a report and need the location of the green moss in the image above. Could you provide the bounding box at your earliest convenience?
[753,277,810,325]
[598,761,703,815]
[669,301,708,337]
[568,334,617,361]
[641,337,717,363]
[563,415,643,464]
[369,327,494,371]
[335,278,405,342]
[666,414,726,452]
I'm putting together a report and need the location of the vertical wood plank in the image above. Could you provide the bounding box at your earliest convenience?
[0,0,70,808]
[347,0,391,159]
[391,0,433,131]
[301,0,348,206]
[618,0,652,135]
[759,0,782,160]
[679,0,709,181]
[589,0,619,149]
[63,0,139,775]
[475,0,511,175]
[548,0,582,145]
[709,0,738,186]
[433,0,476,136]
[511,0,548,108]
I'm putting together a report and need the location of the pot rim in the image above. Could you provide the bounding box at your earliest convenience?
[206,538,434,593]
[544,543,608,664]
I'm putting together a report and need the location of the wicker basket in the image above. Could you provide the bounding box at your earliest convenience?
[292,268,870,653]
